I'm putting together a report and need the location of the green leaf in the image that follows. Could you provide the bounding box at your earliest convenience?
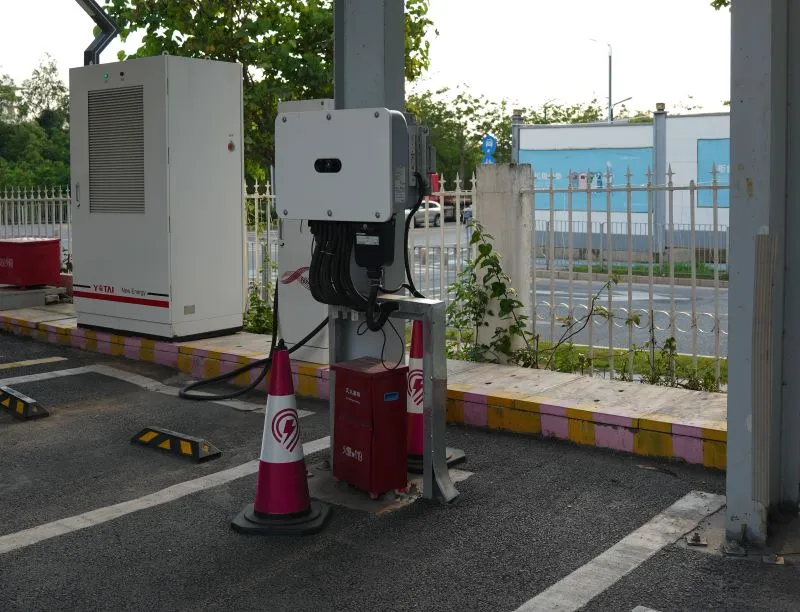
[490,281,506,298]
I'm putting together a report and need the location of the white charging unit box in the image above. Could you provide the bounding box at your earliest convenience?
[274,107,409,222]
[69,55,245,341]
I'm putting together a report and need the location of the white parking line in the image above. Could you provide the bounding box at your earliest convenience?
[632,607,662,612]
[0,356,69,370]
[513,491,726,612]
[0,365,313,417]
[0,436,330,556]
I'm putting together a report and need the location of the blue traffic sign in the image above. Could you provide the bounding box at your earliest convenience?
[481,134,497,164]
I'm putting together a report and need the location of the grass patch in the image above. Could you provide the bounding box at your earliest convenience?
[571,262,728,281]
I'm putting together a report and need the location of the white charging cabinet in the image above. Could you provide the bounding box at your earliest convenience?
[69,55,245,341]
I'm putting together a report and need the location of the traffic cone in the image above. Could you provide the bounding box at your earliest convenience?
[231,340,332,535]
[406,320,467,474]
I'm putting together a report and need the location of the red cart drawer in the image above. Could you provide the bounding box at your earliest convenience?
[0,238,62,288]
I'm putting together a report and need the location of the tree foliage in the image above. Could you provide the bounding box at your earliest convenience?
[407,87,608,184]
[0,56,70,187]
[102,0,435,182]
[711,0,730,8]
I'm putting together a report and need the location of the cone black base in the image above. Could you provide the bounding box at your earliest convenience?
[231,501,332,536]
[407,447,467,475]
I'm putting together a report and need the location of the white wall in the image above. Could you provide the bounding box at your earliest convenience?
[519,113,730,229]
[518,122,652,151]
[666,113,730,226]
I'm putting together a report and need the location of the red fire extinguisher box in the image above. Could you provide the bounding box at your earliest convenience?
[0,238,61,288]
[330,357,409,498]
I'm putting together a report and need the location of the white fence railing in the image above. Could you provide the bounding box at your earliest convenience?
[0,187,72,259]
[3,169,729,385]
[530,165,728,386]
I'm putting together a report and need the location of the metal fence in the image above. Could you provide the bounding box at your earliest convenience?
[0,187,73,258]
[2,169,729,385]
[530,166,728,385]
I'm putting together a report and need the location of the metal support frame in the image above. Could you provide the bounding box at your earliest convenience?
[328,295,459,503]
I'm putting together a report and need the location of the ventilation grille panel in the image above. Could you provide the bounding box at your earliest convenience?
[88,86,145,214]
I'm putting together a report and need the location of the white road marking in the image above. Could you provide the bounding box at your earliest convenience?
[513,491,726,612]
[0,366,94,386]
[0,435,330,556]
[0,356,69,370]
[0,365,313,417]
[632,607,662,612]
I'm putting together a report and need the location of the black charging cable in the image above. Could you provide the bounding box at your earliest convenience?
[178,278,328,402]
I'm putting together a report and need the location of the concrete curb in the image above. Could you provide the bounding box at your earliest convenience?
[0,312,726,471]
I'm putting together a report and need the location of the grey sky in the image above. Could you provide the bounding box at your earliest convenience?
[0,0,730,114]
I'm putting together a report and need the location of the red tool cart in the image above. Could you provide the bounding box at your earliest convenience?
[331,357,409,498]
[0,238,61,288]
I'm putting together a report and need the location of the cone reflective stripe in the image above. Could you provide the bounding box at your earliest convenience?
[406,320,424,457]
[405,321,468,475]
[231,342,331,535]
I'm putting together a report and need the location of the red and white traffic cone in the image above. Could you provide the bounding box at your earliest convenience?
[406,320,467,474]
[406,320,425,468]
[231,340,331,535]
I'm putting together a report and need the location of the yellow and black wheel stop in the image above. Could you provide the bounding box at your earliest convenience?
[0,386,49,421]
[130,426,222,462]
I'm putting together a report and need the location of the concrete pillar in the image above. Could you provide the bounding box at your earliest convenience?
[475,164,533,360]
[726,0,793,546]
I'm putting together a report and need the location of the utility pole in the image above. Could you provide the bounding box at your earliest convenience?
[607,44,612,123]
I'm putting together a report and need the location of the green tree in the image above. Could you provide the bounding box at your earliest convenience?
[0,73,18,121]
[0,56,70,187]
[18,54,69,124]
[407,87,605,183]
[711,0,730,8]
[103,0,435,182]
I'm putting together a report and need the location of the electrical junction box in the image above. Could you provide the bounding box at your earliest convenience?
[274,107,410,223]
[69,55,245,341]
[330,357,409,498]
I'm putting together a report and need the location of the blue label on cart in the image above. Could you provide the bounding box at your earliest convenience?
[383,391,400,402]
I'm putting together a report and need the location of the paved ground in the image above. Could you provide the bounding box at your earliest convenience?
[0,332,794,612]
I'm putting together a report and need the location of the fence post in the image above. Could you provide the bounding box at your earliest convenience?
[511,109,523,165]
[652,103,668,261]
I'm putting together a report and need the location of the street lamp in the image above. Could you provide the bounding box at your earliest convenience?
[589,38,612,122]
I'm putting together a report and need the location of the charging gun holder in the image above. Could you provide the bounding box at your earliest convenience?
[328,295,458,503]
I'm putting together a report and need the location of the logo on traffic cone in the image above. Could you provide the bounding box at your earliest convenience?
[405,321,468,474]
[231,340,332,535]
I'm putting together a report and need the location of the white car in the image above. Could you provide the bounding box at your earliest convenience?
[405,200,442,227]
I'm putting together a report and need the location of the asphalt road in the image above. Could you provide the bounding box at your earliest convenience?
[1,331,792,612]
